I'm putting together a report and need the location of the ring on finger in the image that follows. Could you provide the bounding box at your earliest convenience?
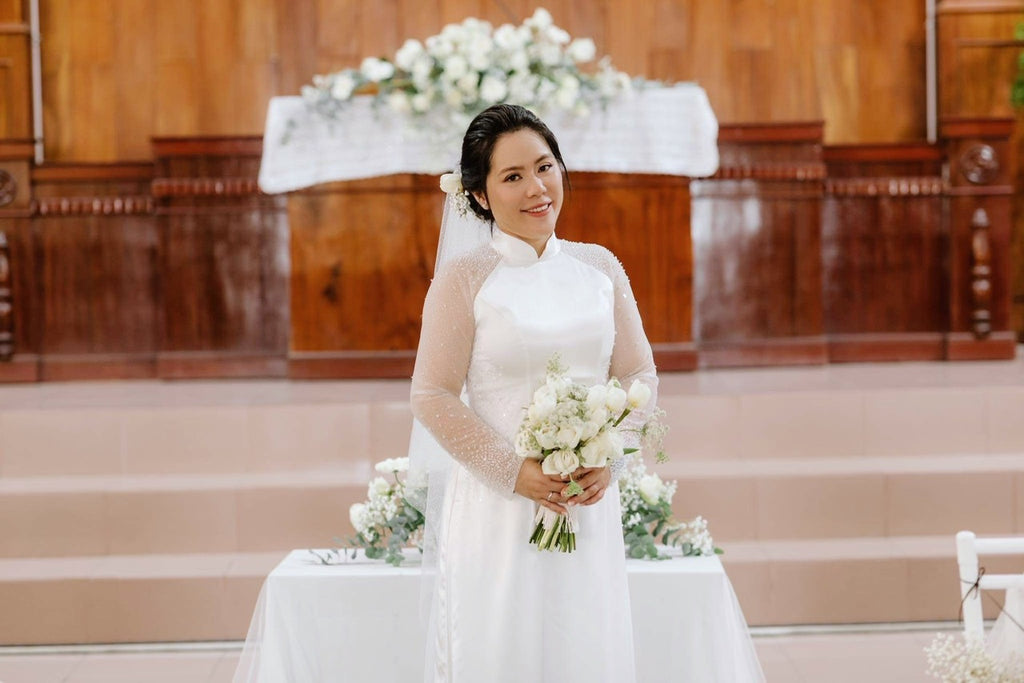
[546,491,554,502]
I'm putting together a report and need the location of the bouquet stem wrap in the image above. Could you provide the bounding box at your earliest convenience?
[530,505,579,552]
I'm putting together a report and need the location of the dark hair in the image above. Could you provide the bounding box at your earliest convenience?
[459,104,569,222]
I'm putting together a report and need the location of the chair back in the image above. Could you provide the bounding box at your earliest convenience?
[956,530,1024,638]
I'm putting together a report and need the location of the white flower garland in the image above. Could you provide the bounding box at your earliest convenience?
[300,8,636,130]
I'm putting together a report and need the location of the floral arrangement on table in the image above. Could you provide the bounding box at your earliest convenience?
[298,8,636,132]
[925,632,1024,682]
[311,457,424,567]
[513,355,660,552]
[619,456,722,560]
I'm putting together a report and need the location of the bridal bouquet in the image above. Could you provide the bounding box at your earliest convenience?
[924,632,1024,682]
[514,356,654,552]
[316,457,425,567]
[619,456,722,560]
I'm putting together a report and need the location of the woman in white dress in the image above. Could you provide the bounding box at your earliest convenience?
[410,104,657,683]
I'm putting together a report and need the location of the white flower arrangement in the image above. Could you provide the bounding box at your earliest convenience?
[439,170,473,217]
[924,632,1024,682]
[300,8,636,130]
[619,455,721,560]
[514,355,658,552]
[312,457,425,567]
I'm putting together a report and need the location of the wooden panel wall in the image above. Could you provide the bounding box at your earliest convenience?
[691,124,827,367]
[822,145,947,361]
[38,0,929,163]
[938,0,1024,340]
[0,0,31,140]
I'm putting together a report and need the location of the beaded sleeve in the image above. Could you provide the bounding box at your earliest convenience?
[409,247,524,498]
[563,242,660,477]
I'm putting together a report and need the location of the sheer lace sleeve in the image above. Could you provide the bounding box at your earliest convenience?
[409,255,524,499]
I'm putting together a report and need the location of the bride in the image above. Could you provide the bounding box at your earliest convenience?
[410,103,657,682]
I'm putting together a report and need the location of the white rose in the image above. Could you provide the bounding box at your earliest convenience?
[349,503,366,532]
[639,473,665,505]
[443,54,469,80]
[534,423,559,451]
[411,92,432,113]
[330,72,357,100]
[605,384,627,414]
[531,384,558,418]
[508,50,531,74]
[439,172,463,194]
[395,39,424,71]
[480,75,508,103]
[555,421,584,450]
[360,57,395,82]
[545,26,571,45]
[494,24,522,51]
[456,71,479,98]
[567,38,596,63]
[579,437,608,468]
[529,8,553,28]
[541,448,578,476]
[580,419,601,442]
[627,380,652,410]
[538,43,562,67]
[374,457,409,474]
[388,91,411,114]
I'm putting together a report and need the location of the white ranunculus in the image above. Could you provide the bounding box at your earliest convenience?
[395,39,424,71]
[443,54,469,81]
[534,422,559,451]
[639,473,665,505]
[349,502,366,532]
[374,457,409,474]
[606,384,628,414]
[479,74,508,103]
[330,72,357,100]
[541,448,578,476]
[567,37,596,63]
[387,91,411,114]
[627,380,652,410]
[360,57,395,82]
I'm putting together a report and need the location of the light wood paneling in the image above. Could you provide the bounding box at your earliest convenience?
[38,0,936,162]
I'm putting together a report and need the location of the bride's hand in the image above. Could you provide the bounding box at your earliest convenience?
[563,466,611,506]
[514,459,570,515]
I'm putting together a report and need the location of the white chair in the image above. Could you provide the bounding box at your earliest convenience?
[956,530,1024,638]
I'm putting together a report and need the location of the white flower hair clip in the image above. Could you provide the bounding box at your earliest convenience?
[439,171,474,218]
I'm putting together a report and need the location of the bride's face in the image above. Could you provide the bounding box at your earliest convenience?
[475,129,563,255]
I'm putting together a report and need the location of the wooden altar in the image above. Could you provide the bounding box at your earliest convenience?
[0,116,1015,382]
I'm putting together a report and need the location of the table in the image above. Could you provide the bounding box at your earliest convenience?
[257,84,720,193]
[233,549,764,683]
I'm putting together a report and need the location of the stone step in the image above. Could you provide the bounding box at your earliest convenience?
[1,379,1022,477]
[0,536,1001,645]
[2,453,1023,557]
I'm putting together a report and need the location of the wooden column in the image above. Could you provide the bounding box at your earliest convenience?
[942,117,1017,359]
[0,140,38,381]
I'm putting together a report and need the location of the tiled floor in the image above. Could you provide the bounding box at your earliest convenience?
[0,626,950,682]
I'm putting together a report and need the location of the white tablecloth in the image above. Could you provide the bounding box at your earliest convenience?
[258,84,720,193]
[234,549,764,683]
